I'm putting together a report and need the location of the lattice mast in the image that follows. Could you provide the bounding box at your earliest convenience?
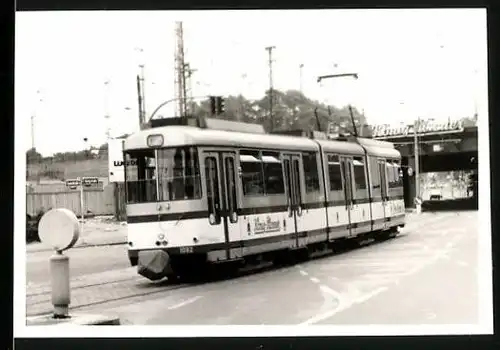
[174,22,187,118]
[184,62,197,116]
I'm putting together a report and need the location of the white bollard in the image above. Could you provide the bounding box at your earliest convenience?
[50,251,71,318]
[414,197,422,214]
[38,208,80,319]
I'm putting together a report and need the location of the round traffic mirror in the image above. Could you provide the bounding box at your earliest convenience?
[38,208,80,252]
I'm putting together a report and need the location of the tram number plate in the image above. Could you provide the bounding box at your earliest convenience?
[179,246,193,254]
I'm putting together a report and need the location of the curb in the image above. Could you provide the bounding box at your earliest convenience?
[27,241,127,253]
[27,313,121,326]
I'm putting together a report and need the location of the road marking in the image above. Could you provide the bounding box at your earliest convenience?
[355,273,399,285]
[300,286,388,325]
[319,284,342,298]
[426,312,437,320]
[353,286,388,305]
[310,277,320,284]
[167,296,203,310]
[299,269,309,276]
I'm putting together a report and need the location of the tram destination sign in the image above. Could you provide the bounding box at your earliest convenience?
[371,119,464,139]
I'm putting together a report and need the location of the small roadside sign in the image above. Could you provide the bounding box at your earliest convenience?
[65,179,81,189]
[82,177,99,187]
[407,167,414,176]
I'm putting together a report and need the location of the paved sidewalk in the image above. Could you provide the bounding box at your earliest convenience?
[27,216,128,253]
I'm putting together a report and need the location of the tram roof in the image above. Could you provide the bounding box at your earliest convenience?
[356,137,401,159]
[124,125,401,158]
[124,125,321,151]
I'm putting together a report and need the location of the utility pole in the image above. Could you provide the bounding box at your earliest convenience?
[31,90,43,150]
[139,64,146,124]
[134,47,147,126]
[174,22,187,119]
[414,117,421,212]
[31,115,35,149]
[136,75,144,128]
[104,80,112,137]
[299,63,304,94]
[265,46,276,130]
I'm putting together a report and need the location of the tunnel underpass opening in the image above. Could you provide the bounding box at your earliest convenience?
[401,151,478,208]
[419,151,478,173]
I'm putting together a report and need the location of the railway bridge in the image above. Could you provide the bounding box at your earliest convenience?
[371,119,478,209]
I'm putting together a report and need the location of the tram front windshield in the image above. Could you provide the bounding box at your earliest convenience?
[125,146,202,204]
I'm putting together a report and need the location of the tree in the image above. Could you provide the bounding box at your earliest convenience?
[188,89,368,135]
[26,148,42,164]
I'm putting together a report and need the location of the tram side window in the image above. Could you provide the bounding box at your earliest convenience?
[240,150,264,196]
[371,157,381,190]
[124,150,157,203]
[386,161,397,188]
[156,147,202,201]
[327,154,343,191]
[262,151,285,195]
[353,157,367,190]
[302,152,320,193]
[392,160,403,187]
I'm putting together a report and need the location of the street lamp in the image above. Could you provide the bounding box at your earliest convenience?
[317,72,359,83]
[317,72,359,134]
[83,137,90,159]
[148,95,214,123]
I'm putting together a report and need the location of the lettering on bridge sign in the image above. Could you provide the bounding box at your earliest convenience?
[371,119,464,139]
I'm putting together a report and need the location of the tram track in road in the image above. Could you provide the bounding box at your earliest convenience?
[26,212,463,318]
[26,275,142,298]
[26,275,194,317]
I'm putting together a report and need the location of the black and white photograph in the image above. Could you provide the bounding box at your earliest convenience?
[14,8,492,337]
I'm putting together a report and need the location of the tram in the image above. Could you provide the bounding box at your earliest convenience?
[123,116,405,281]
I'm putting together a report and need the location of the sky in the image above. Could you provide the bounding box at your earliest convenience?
[15,9,488,156]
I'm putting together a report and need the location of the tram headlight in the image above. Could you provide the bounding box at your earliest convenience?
[147,134,164,147]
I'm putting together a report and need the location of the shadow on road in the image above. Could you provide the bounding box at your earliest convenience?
[138,231,402,289]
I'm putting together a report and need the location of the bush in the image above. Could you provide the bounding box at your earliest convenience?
[26,208,47,243]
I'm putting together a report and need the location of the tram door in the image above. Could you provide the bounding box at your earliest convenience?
[203,151,242,260]
[378,159,389,230]
[282,154,305,249]
[339,156,353,237]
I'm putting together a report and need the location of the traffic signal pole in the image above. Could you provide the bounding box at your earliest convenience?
[209,96,225,116]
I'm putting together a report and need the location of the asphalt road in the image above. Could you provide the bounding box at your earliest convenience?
[26,244,130,285]
[65,211,483,326]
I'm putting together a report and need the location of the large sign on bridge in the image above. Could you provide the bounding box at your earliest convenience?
[371,119,464,139]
